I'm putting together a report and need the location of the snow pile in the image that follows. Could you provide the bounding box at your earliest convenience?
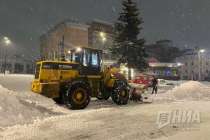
[153,81,210,102]
[0,85,63,127]
[168,81,210,100]
[170,81,210,100]
[0,85,10,93]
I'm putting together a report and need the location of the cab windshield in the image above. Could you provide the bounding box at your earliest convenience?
[71,48,101,69]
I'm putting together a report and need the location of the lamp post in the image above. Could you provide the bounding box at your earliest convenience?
[2,36,11,75]
[99,31,107,45]
[99,31,108,63]
[198,49,205,81]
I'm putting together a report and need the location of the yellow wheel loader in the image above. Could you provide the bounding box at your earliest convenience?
[31,47,129,109]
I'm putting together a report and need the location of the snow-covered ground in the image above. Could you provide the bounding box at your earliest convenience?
[0,74,33,92]
[1,74,210,140]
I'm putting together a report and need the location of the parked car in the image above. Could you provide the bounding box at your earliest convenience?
[131,75,153,87]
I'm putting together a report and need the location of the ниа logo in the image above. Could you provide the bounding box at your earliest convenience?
[156,110,200,129]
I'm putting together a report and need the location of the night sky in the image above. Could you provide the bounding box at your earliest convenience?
[0,0,209,59]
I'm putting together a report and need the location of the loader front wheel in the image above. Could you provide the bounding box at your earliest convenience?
[111,81,129,105]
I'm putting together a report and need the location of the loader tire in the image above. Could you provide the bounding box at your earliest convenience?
[67,84,90,109]
[111,81,129,105]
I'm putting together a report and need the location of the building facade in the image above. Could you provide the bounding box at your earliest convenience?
[0,57,34,74]
[40,19,115,66]
[40,20,89,60]
[176,51,210,81]
[148,62,180,80]
[88,20,114,61]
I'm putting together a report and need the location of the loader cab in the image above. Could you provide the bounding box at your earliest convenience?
[70,47,102,75]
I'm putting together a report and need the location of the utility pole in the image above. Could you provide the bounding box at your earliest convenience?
[198,49,205,81]
[59,35,65,61]
[2,36,11,75]
[198,51,201,81]
[0,46,2,73]
[3,49,7,75]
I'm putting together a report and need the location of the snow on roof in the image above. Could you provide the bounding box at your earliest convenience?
[64,21,89,31]
[93,19,113,26]
[46,20,89,35]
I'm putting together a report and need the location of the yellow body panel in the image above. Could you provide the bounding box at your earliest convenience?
[60,70,79,82]
[31,61,79,98]
[41,69,60,81]
[32,81,60,98]
[103,67,124,88]
[106,78,116,88]
[31,79,41,93]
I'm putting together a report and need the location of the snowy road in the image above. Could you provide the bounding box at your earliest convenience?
[2,100,210,140]
[1,75,210,140]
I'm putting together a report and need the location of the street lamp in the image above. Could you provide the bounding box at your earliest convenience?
[99,32,107,43]
[76,47,82,52]
[177,62,182,67]
[102,37,107,43]
[67,50,71,54]
[199,49,205,53]
[99,32,105,38]
[2,36,11,74]
[3,37,11,46]
[198,49,205,81]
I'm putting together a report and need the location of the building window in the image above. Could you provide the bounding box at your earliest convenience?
[185,70,188,73]
[15,63,24,73]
